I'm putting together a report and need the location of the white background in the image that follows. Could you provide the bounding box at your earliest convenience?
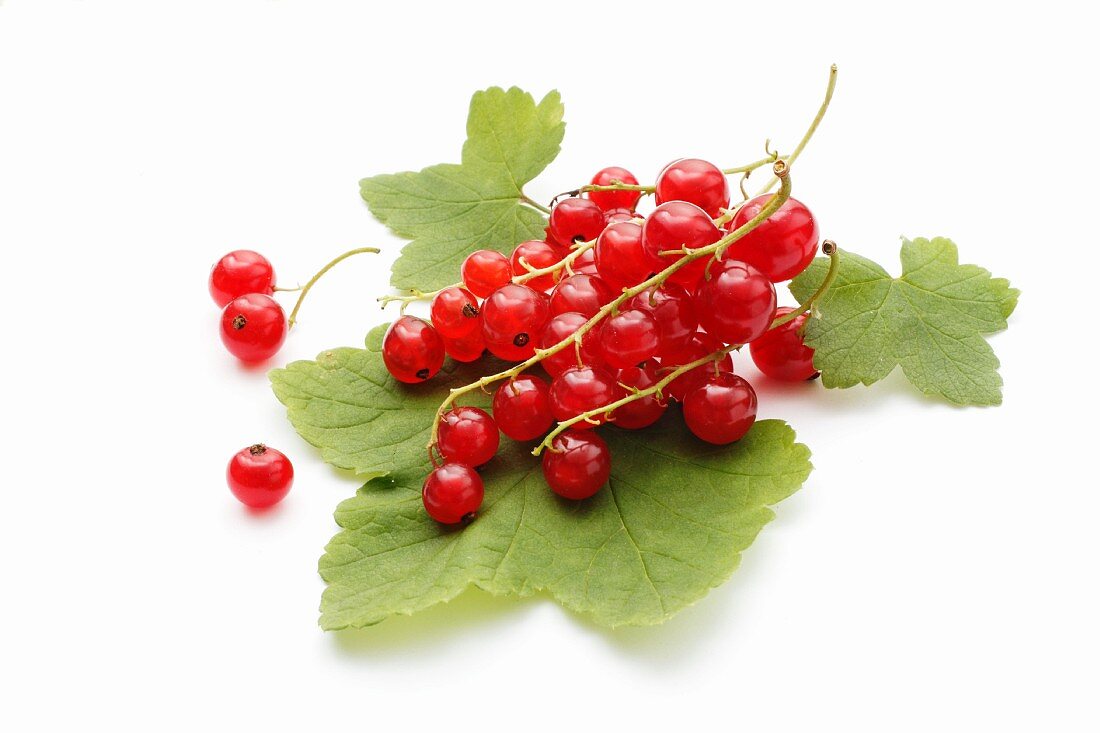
[2,1,1097,730]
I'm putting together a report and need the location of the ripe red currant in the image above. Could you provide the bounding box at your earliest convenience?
[438,406,500,467]
[549,274,614,318]
[724,195,820,282]
[682,372,758,444]
[542,430,611,500]
[572,246,600,275]
[549,197,607,245]
[462,249,513,298]
[209,250,276,308]
[588,166,641,212]
[511,240,563,292]
[661,331,733,402]
[655,158,730,218]
[422,463,484,524]
[442,329,486,363]
[481,283,550,361]
[549,365,623,428]
[219,293,287,362]
[641,201,722,290]
[382,315,446,383]
[492,374,553,441]
[627,283,698,358]
[430,286,481,339]
[694,260,777,345]
[612,364,667,430]
[749,307,818,381]
[227,444,293,508]
[538,312,605,377]
[595,221,657,291]
[600,309,662,370]
[604,208,637,224]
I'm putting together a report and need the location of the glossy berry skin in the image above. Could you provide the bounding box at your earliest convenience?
[493,375,553,441]
[595,221,657,291]
[422,463,484,524]
[227,444,293,508]
[219,293,287,362]
[437,406,500,467]
[612,364,667,430]
[600,309,661,370]
[481,283,550,362]
[382,315,446,383]
[549,197,607,245]
[511,240,563,292]
[549,365,623,429]
[641,201,722,289]
[572,246,600,275]
[539,312,605,377]
[655,158,730,218]
[549,274,614,318]
[442,329,485,363]
[604,208,636,224]
[430,286,481,339]
[461,250,513,298]
[661,331,734,402]
[749,307,818,381]
[694,260,777,345]
[588,166,641,212]
[542,430,611,500]
[627,283,698,358]
[682,373,758,445]
[724,195,820,282]
[209,250,276,308]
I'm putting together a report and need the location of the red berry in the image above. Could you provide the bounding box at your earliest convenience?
[694,260,776,345]
[682,373,758,444]
[549,365,623,429]
[493,374,553,441]
[549,273,614,318]
[430,286,481,339]
[627,283,698,358]
[588,166,641,212]
[219,293,287,362]
[724,195,820,282]
[462,250,513,298]
[749,307,818,381]
[438,406,500,467]
[641,201,722,289]
[542,430,611,500]
[604,208,637,224]
[572,246,600,275]
[481,283,550,362]
[600,309,661,370]
[595,221,657,291]
[227,444,293,508]
[382,315,445,383]
[422,463,484,524]
[549,197,607,245]
[511,240,563,292]
[209,250,276,308]
[655,158,730,218]
[660,331,733,402]
[442,329,486,363]
[612,364,667,430]
[538,312,605,377]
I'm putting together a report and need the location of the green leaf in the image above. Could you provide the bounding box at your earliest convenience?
[361,87,565,291]
[790,237,1019,406]
[272,327,812,630]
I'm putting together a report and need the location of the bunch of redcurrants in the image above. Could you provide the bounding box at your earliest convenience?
[382,160,823,525]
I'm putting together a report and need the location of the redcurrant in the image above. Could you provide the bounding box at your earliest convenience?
[209,250,276,308]
[542,430,611,500]
[588,166,641,212]
[430,286,480,339]
[595,221,657,291]
[604,208,637,224]
[572,246,600,275]
[694,260,776,345]
[492,374,553,441]
[538,312,605,377]
[422,463,484,524]
[641,201,722,289]
[382,315,446,383]
[481,283,550,361]
[627,283,698,358]
[461,249,513,298]
[661,331,733,402]
[600,309,661,370]
[682,372,758,444]
[442,329,486,363]
[549,365,623,428]
[511,240,563,292]
[549,197,607,245]
[749,307,818,381]
[227,444,293,508]
[438,406,500,467]
[724,195,820,282]
[654,158,730,218]
[612,364,667,430]
[219,293,287,362]
[549,273,614,318]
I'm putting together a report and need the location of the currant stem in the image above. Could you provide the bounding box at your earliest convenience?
[770,240,841,328]
[721,155,777,176]
[580,182,656,195]
[287,247,381,328]
[512,239,596,285]
[377,284,458,313]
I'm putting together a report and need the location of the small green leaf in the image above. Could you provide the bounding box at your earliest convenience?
[361,87,565,290]
[790,237,1019,406]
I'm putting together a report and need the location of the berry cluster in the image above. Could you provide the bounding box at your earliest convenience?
[380,161,826,524]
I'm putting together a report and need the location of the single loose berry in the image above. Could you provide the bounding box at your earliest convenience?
[493,374,553,441]
[481,283,550,361]
[549,273,615,318]
[641,201,722,290]
[682,372,758,444]
[430,286,481,339]
[382,315,445,383]
[511,240,563,292]
[549,365,623,429]
[600,309,661,370]
[462,250,513,298]
[542,430,611,500]
[437,406,500,467]
[588,166,641,212]
[694,260,776,345]
[724,195,820,282]
[595,221,657,291]
[549,197,607,245]
[442,329,486,363]
[655,158,730,218]
[612,364,667,430]
[749,307,818,381]
[422,463,484,524]
[627,283,698,358]
[227,444,293,508]
[209,250,276,308]
[538,311,606,377]
[219,293,287,362]
[660,331,734,402]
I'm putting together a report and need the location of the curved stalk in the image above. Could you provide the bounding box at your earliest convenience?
[288,247,380,328]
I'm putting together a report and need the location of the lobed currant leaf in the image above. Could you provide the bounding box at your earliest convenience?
[360,87,565,290]
[790,237,1019,406]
